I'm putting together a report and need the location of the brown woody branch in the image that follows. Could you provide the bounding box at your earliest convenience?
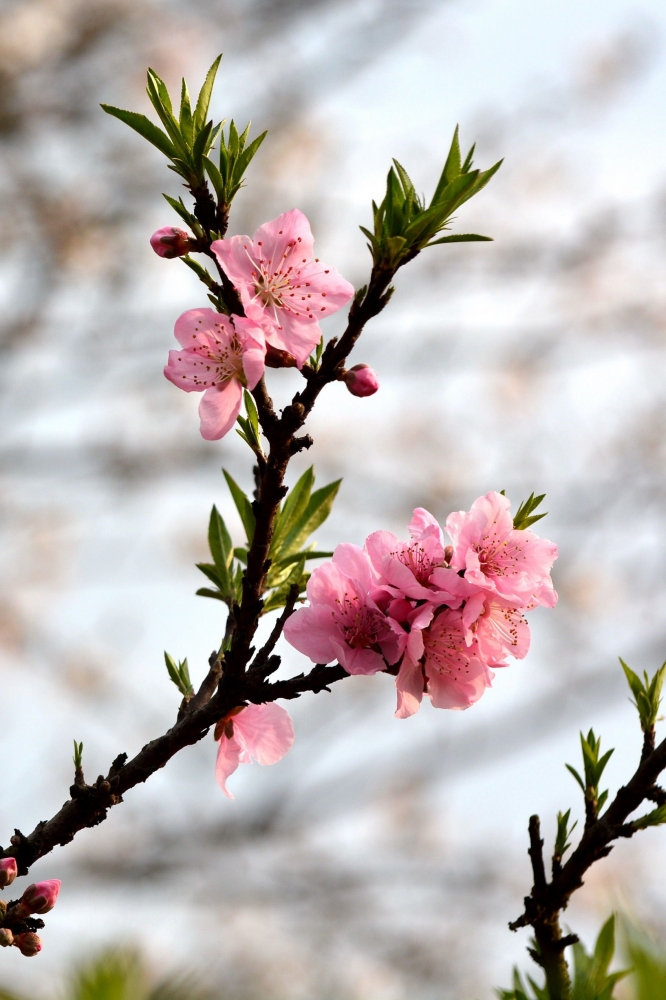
[510,729,666,1000]
[2,212,398,877]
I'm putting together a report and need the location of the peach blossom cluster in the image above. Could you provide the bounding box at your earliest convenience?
[162,210,357,439]
[285,491,557,717]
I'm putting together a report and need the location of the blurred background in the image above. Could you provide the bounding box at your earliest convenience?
[1,0,666,996]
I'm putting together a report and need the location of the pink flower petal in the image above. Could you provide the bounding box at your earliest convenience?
[198,379,243,440]
[283,604,341,664]
[395,656,425,719]
[174,308,235,350]
[331,640,385,675]
[234,703,295,765]
[215,734,242,799]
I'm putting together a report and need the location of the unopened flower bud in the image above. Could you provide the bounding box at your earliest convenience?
[0,858,17,888]
[444,545,454,565]
[0,929,13,947]
[342,364,379,398]
[18,879,60,916]
[13,932,41,956]
[265,345,298,369]
[0,899,6,919]
[150,226,193,259]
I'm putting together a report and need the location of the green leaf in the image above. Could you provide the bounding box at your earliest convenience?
[426,233,493,246]
[271,467,315,557]
[223,470,256,544]
[462,142,476,173]
[203,154,225,201]
[282,480,341,555]
[566,762,586,792]
[631,803,666,830]
[244,389,260,439]
[620,658,666,733]
[146,70,189,158]
[162,193,197,229]
[196,562,227,590]
[195,587,227,602]
[179,78,193,145]
[208,505,232,593]
[436,124,461,196]
[513,492,547,530]
[100,105,176,159]
[193,54,222,133]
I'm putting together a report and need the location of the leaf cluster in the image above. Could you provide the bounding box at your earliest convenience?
[196,467,339,614]
[553,808,578,867]
[621,658,666,734]
[164,653,193,699]
[361,126,501,269]
[514,492,547,530]
[498,917,628,1000]
[566,729,614,816]
[203,120,266,210]
[102,58,223,192]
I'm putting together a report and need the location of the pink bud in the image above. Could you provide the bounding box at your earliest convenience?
[342,364,379,398]
[0,929,13,948]
[0,858,17,888]
[150,226,193,259]
[13,932,41,956]
[18,879,60,915]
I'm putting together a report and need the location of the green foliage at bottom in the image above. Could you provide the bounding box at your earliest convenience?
[0,949,215,1000]
[498,917,628,1000]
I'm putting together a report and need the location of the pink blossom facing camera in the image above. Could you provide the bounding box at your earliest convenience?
[164,308,266,440]
[212,209,354,367]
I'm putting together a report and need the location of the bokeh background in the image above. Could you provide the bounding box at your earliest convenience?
[1,0,666,996]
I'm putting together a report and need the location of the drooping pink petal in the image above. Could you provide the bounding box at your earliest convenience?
[472,599,531,667]
[395,655,425,719]
[215,733,242,799]
[198,379,244,441]
[215,704,295,799]
[234,703,295,765]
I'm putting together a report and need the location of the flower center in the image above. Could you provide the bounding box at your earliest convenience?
[254,266,293,308]
[203,335,245,387]
[395,542,438,585]
[335,595,385,649]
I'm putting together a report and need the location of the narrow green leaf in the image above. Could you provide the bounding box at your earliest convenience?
[223,470,256,544]
[179,78,193,145]
[100,105,176,159]
[282,480,341,555]
[196,562,227,590]
[162,193,197,228]
[208,506,232,591]
[193,54,222,133]
[426,233,493,246]
[432,124,461,201]
[196,587,227,602]
[462,142,476,173]
[203,154,225,201]
[565,763,586,792]
[271,467,314,556]
[243,389,260,438]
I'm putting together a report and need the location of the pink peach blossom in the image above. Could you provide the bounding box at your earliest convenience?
[445,491,558,608]
[343,364,379,397]
[422,609,494,711]
[215,703,295,799]
[461,592,530,667]
[283,544,399,674]
[164,308,266,440]
[212,209,354,367]
[365,507,473,605]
